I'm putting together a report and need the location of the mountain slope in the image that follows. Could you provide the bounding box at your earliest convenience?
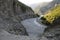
[30,2,49,15]
[34,2,49,14]
[42,4,60,24]
[0,0,37,36]
[39,0,60,15]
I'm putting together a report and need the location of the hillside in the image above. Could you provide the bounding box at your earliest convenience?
[40,4,60,24]
[14,1,37,20]
[30,2,49,15]
[39,0,60,15]
[34,2,49,14]
[0,0,37,36]
[39,4,60,40]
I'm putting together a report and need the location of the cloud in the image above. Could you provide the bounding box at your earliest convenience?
[18,0,53,6]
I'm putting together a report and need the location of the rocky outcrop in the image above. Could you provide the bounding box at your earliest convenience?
[40,25,60,40]
[0,0,37,35]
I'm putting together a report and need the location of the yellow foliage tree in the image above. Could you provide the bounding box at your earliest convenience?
[43,4,60,24]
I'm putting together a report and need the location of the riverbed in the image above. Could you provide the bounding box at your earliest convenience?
[21,17,47,37]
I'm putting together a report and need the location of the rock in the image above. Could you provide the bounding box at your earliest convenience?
[0,0,37,35]
[0,18,28,35]
[0,29,39,40]
[13,1,37,20]
[41,24,60,40]
[40,37,48,40]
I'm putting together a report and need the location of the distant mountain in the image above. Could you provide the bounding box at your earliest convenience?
[30,3,39,10]
[39,0,60,15]
[34,2,49,14]
[30,2,49,15]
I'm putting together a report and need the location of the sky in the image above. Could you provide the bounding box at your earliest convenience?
[18,0,53,6]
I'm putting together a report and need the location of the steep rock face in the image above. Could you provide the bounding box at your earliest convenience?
[14,1,37,20]
[39,0,60,14]
[0,0,36,35]
[41,25,60,40]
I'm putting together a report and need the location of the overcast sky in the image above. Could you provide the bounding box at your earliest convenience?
[18,0,53,6]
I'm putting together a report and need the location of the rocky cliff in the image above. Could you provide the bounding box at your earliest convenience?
[40,24,60,40]
[0,0,37,35]
[14,1,37,20]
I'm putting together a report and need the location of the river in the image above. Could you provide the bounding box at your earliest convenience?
[0,17,48,40]
[21,17,47,37]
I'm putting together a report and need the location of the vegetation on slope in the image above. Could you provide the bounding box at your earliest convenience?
[41,4,60,24]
